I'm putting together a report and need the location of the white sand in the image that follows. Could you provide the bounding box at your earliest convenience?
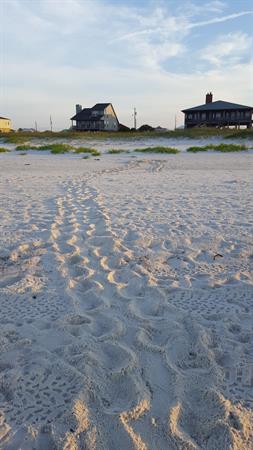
[0,151,252,449]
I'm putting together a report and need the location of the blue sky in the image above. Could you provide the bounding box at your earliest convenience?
[1,0,252,129]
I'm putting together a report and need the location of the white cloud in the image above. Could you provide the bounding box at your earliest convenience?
[200,32,253,66]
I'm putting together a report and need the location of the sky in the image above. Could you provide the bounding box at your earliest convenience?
[1,0,253,130]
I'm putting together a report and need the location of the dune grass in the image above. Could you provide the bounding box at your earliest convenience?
[16,144,37,151]
[74,147,101,156]
[38,143,73,153]
[186,146,209,153]
[16,143,72,153]
[0,147,9,152]
[135,146,179,154]
[15,143,101,155]
[2,127,253,144]
[187,143,248,153]
[225,129,253,140]
[211,143,248,152]
[107,149,128,154]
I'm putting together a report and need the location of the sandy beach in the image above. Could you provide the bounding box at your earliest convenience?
[0,150,252,449]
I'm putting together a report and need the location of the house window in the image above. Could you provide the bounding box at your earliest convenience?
[201,113,206,120]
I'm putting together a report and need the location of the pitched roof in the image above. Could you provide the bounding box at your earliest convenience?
[71,103,111,121]
[0,116,10,120]
[92,103,110,110]
[182,100,253,113]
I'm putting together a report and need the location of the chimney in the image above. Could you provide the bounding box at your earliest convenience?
[76,104,82,114]
[206,92,213,104]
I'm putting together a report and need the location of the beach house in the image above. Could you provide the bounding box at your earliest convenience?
[71,103,119,131]
[0,116,12,132]
[182,93,253,129]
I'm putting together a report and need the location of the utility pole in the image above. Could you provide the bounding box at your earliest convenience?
[174,114,177,130]
[133,108,137,130]
[50,115,53,132]
[35,121,38,132]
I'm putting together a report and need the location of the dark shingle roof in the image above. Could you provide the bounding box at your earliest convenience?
[0,116,10,120]
[182,100,253,113]
[92,103,110,110]
[71,103,111,121]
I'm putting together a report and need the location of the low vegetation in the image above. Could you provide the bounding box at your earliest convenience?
[187,143,248,153]
[15,143,101,155]
[225,129,253,140]
[213,143,248,152]
[38,143,73,153]
[135,147,179,154]
[186,146,209,153]
[1,127,252,144]
[74,147,101,156]
[107,149,127,154]
[16,144,37,150]
[0,147,9,152]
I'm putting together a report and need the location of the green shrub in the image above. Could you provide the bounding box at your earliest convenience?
[0,147,9,152]
[135,146,179,154]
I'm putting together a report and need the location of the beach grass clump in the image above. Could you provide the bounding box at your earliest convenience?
[2,134,28,144]
[225,129,253,140]
[0,147,9,152]
[37,143,73,154]
[107,149,127,154]
[187,143,248,153]
[75,147,101,156]
[16,143,73,153]
[187,146,209,153]
[135,146,179,154]
[82,155,90,159]
[213,143,248,152]
[16,144,37,151]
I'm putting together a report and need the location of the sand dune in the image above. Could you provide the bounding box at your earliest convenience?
[0,152,252,449]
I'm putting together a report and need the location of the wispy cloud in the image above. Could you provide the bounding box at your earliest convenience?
[188,10,253,29]
[111,10,253,43]
[200,32,253,66]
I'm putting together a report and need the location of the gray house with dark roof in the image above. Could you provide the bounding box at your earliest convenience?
[182,93,253,129]
[71,103,119,131]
